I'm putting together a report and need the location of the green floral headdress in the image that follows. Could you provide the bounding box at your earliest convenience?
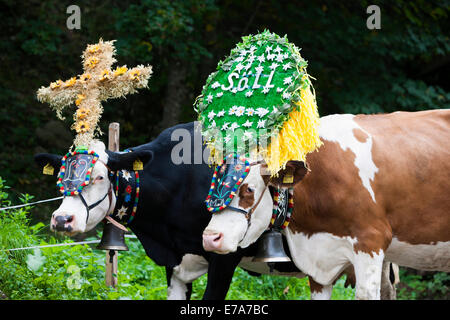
[194,30,322,175]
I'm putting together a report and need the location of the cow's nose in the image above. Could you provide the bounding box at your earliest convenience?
[53,215,74,232]
[202,232,224,251]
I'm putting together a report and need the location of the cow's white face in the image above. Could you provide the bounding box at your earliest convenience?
[50,141,114,235]
[35,140,153,236]
[202,163,273,254]
[202,160,307,254]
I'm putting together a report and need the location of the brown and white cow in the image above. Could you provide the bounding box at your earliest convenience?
[202,109,450,299]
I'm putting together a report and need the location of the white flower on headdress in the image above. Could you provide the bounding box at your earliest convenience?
[206,94,213,104]
[246,108,255,116]
[221,122,230,130]
[230,122,239,132]
[255,65,264,74]
[235,106,246,117]
[244,63,252,71]
[122,170,131,182]
[257,55,265,63]
[277,87,283,93]
[235,63,244,73]
[262,86,270,94]
[283,62,292,71]
[242,120,253,128]
[208,110,216,121]
[249,45,257,53]
[234,56,245,63]
[245,90,254,97]
[269,63,279,70]
[257,119,266,128]
[246,55,255,64]
[274,46,282,54]
[239,49,247,56]
[216,92,223,98]
[211,81,221,89]
[229,105,238,115]
[265,46,273,54]
[283,77,292,85]
[217,110,225,117]
[267,54,276,61]
[255,107,269,117]
[208,120,216,128]
[282,92,292,100]
[272,106,278,114]
[276,54,285,63]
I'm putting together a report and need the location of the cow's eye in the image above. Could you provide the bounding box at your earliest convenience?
[95,176,104,181]
[247,186,255,193]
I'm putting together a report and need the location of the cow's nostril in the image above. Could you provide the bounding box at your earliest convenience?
[203,232,224,251]
[55,216,67,225]
[54,215,74,232]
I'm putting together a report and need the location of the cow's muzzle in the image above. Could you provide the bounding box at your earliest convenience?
[202,231,224,252]
[52,214,74,232]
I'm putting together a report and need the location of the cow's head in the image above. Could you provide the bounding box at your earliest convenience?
[202,157,307,254]
[34,141,153,236]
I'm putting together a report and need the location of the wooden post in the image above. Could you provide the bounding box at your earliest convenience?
[106,122,120,288]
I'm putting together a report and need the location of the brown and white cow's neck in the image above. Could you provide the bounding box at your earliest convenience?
[296,110,450,247]
[318,114,379,202]
[286,110,450,297]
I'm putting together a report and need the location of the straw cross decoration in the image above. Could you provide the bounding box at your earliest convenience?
[37,39,153,147]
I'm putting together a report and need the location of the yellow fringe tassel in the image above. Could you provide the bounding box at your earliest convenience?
[265,86,322,176]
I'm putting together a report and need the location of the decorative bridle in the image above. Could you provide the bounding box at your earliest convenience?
[205,154,293,243]
[222,161,267,220]
[205,154,269,224]
[55,149,138,232]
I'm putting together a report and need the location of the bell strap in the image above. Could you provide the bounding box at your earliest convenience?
[104,215,129,233]
[269,187,294,230]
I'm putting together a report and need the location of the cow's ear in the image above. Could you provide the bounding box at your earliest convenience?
[34,153,62,176]
[105,150,154,172]
[268,160,308,187]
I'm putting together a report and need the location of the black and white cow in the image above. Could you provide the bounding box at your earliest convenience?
[35,122,397,299]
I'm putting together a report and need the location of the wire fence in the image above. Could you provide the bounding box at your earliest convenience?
[1,235,138,252]
[0,195,137,252]
[0,196,64,211]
